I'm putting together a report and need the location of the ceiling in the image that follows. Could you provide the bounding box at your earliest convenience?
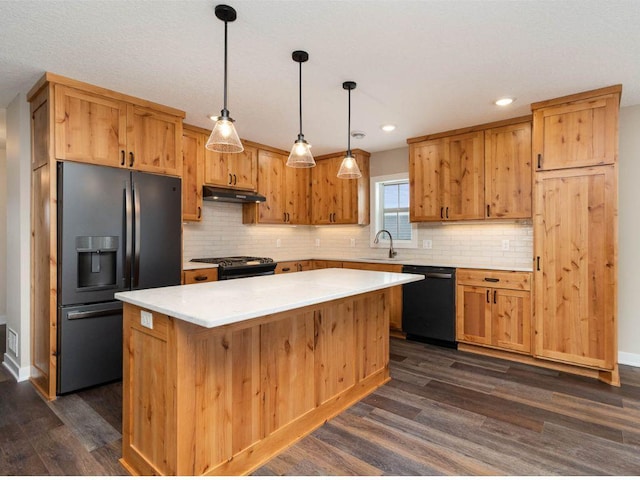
[1,0,640,156]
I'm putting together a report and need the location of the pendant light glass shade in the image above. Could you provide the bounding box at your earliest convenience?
[207,4,244,153]
[337,154,362,178]
[287,50,315,168]
[287,136,315,167]
[206,116,243,153]
[337,81,362,179]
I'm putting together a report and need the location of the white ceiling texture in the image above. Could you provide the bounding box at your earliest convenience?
[1,0,640,155]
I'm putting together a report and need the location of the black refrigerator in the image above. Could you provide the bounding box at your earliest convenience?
[57,162,182,394]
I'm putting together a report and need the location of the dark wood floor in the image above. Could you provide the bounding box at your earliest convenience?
[1,325,639,475]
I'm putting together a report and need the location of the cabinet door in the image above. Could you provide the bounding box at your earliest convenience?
[409,139,445,221]
[445,131,484,220]
[485,122,532,219]
[534,166,616,369]
[456,285,491,345]
[229,146,258,191]
[285,160,311,224]
[203,149,230,187]
[182,128,204,222]
[54,85,127,167]
[492,288,531,353]
[183,268,218,284]
[311,158,339,224]
[127,104,182,176]
[255,149,287,224]
[533,93,619,171]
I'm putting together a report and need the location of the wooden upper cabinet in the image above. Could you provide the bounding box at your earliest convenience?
[409,138,444,221]
[52,81,184,176]
[204,145,258,191]
[126,104,182,176]
[182,125,205,222]
[409,131,484,221]
[532,86,621,171]
[242,149,310,225]
[311,151,370,225]
[54,85,127,168]
[533,166,616,370]
[445,131,484,220]
[484,122,532,219]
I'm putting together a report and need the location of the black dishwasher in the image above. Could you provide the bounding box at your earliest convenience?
[402,265,456,347]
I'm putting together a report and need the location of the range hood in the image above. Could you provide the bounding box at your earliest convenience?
[202,185,266,204]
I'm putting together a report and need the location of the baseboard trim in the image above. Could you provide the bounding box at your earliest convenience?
[619,351,640,367]
[2,354,30,382]
[0,314,6,325]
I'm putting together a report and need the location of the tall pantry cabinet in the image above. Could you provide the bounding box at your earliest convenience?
[532,85,621,385]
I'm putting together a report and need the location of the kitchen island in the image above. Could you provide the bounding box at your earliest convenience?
[115,268,422,476]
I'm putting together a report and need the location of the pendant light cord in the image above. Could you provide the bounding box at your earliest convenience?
[347,87,351,155]
[223,19,228,115]
[298,60,303,137]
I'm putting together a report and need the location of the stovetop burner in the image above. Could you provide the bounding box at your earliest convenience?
[190,256,275,268]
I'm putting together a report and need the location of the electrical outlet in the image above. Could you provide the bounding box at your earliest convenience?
[423,239,433,249]
[141,311,154,329]
[350,238,356,247]
[7,328,18,356]
[502,239,510,251]
[315,238,320,247]
[276,239,281,248]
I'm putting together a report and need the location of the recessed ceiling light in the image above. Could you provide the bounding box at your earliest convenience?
[495,97,515,106]
[381,124,396,132]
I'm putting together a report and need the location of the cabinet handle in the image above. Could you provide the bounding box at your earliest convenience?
[197,206,201,219]
[228,173,233,185]
[486,290,490,303]
[283,212,287,222]
[493,290,497,304]
[537,154,542,169]
[446,206,449,219]
[487,205,490,217]
[282,267,291,272]
[194,275,208,281]
[129,151,134,167]
[286,212,290,222]
[536,256,541,271]
[234,174,238,185]
[440,207,444,219]
[120,150,125,166]
[484,277,499,283]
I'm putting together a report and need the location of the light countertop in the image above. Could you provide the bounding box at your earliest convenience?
[116,268,423,329]
[183,261,218,270]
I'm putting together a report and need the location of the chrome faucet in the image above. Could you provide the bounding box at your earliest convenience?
[374,229,397,259]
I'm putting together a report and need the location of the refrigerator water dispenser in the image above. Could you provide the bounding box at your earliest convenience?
[76,236,118,289]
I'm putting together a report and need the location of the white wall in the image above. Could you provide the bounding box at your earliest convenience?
[4,95,31,381]
[0,109,6,326]
[618,104,640,364]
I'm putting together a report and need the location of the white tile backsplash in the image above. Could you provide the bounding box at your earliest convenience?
[184,202,533,270]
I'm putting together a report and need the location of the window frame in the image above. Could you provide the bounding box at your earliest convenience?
[369,173,418,249]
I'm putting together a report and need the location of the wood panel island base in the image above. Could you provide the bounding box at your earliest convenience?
[115,269,422,476]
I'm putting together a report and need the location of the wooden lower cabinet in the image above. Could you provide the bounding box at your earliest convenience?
[183,268,218,284]
[456,269,532,354]
[342,262,404,331]
[312,260,344,269]
[121,291,390,476]
[275,260,312,274]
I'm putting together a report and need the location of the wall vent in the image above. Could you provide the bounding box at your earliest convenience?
[7,328,18,357]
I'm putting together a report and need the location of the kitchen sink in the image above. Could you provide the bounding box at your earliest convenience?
[357,257,405,263]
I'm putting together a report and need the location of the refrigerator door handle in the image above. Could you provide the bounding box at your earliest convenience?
[133,181,141,288]
[67,306,124,321]
[124,182,133,289]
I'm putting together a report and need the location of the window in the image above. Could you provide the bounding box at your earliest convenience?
[370,173,417,248]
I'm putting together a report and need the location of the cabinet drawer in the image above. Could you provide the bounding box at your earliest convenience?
[457,269,531,290]
[183,268,218,284]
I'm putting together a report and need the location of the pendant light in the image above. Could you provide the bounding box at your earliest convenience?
[206,4,243,153]
[286,50,315,167]
[337,81,362,179]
